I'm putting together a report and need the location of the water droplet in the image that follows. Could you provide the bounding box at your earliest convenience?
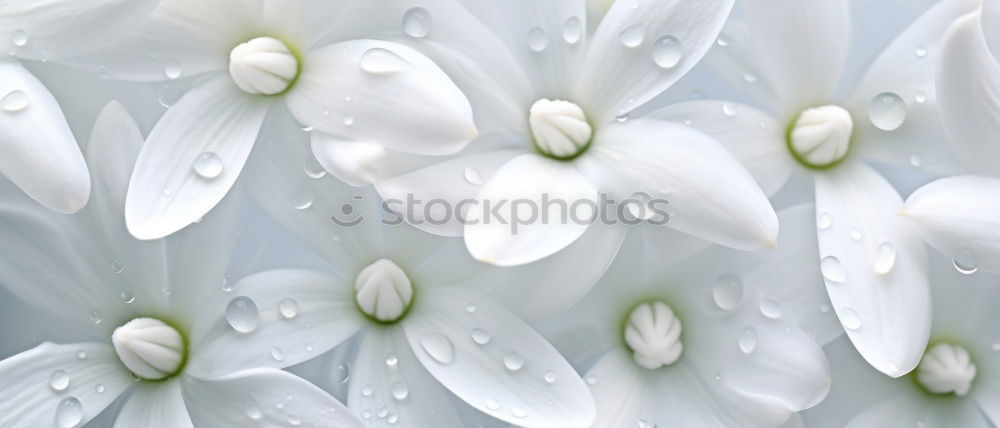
[527,27,548,52]
[304,155,327,179]
[543,371,556,383]
[819,303,831,313]
[465,303,477,313]
[245,399,263,420]
[585,374,598,385]
[850,229,862,241]
[89,311,103,325]
[840,307,862,330]
[915,45,928,57]
[402,7,432,38]
[287,414,301,426]
[335,363,351,384]
[278,298,299,319]
[953,250,978,274]
[618,24,645,48]
[511,407,527,418]
[743,73,757,83]
[615,112,629,123]
[110,260,124,274]
[11,30,27,47]
[343,115,354,126]
[503,353,524,371]
[649,35,685,69]
[1,90,29,112]
[163,60,182,79]
[758,298,783,319]
[76,350,87,360]
[873,242,896,275]
[270,346,285,361]
[49,370,70,391]
[820,256,846,283]
[910,154,922,167]
[419,332,455,364]
[225,296,260,333]
[463,167,484,186]
[56,397,83,428]
[385,353,398,367]
[192,151,223,179]
[288,187,314,210]
[562,17,582,44]
[868,92,906,131]
[817,212,832,230]
[716,35,731,47]
[485,398,501,411]
[638,419,655,428]
[721,102,738,117]
[712,274,744,311]
[914,92,927,104]
[95,384,105,394]
[738,327,757,354]
[470,328,491,345]
[361,385,373,396]
[391,381,408,400]
[120,288,135,303]
[360,48,410,74]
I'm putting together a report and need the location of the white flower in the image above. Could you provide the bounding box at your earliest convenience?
[804,255,1000,427]
[665,0,980,377]
[315,0,779,317]
[540,205,836,427]
[197,137,597,428]
[0,102,361,428]
[0,0,158,212]
[74,0,476,240]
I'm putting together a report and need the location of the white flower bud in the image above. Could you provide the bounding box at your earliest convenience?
[229,37,299,95]
[624,301,683,369]
[789,105,853,167]
[917,343,977,396]
[529,99,593,159]
[354,259,414,322]
[112,318,185,380]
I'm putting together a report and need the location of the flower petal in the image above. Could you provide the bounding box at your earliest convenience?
[576,0,735,123]
[814,162,931,377]
[585,118,778,251]
[583,350,647,427]
[286,40,476,157]
[182,368,362,427]
[935,8,1000,175]
[310,133,438,187]
[402,287,595,428]
[346,329,463,427]
[0,58,89,213]
[0,342,132,427]
[114,380,192,428]
[901,175,1000,274]
[651,100,794,197]
[975,378,1000,426]
[189,269,365,378]
[463,153,599,266]
[125,76,270,240]
[1,0,158,60]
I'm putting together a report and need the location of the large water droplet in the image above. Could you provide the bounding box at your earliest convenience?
[712,274,744,311]
[419,332,455,364]
[391,381,409,400]
[820,256,846,283]
[288,187,314,210]
[49,370,70,391]
[868,92,906,131]
[543,371,557,384]
[840,307,862,330]
[55,397,83,428]
[304,155,327,179]
[722,102,738,117]
[619,24,645,48]
[270,346,285,361]
[759,298,783,319]
[816,212,832,230]
[527,27,548,52]
[11,30,28,47]
[953,250,978,274]
[562,17,582,44]
[402,7,432,38]
[873,242,896,275]
[385,353,398,367]
[738,327,757,354]
[360,48,410,74]
[503,352,524,371]
[470,328,491,345]
[192,151,223,179]
[1,90,29,112]
[278,298,299,319]
[120,288,135,303]
[163,60,182,80]
[652,36,682,69]
[226,296,260,333]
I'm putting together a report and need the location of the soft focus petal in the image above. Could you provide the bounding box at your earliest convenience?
[0,58,89,213]
[310,133,439,187]
[286,40,476,157]
[584,118,778,251]
[182,368,362,427]
[975,377,1000,425]
[576,0,734,123]
[403,287,595,428]
[125,77,270,240]
[0,342,132,427]
[584,350,647,427]
[463,153,599,266]
[814,162,930,377]
[114,380,192,428]
[901,175,1000,274]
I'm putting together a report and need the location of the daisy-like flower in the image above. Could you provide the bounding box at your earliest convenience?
[200,132,596,427]
[75,0,476,240]
[311,0,779,313]
[538,204,836,427]
[0,102,361,428]
[660,0,979,377]
[0,0,158,212]
[803,255,1000,428]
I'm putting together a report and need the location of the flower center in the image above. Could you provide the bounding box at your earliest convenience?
[624,301,683,370]
[111,318,186,380]
[354,259,414,323]
[228,37,299,95]
[916,343,977,396]
[787,104,853,169]
[529,99,593,160]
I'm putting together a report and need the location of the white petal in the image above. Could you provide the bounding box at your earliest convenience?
[286,40,476,156]
[0,58,89,213]
[935,8,1000,175]
[346,329,463,427]
[0,0,158,60]
[814,162,931,377]
[0,342,132,427]
[846,396,989,428]
[585,118,778,251]
[699,21,781,107]
[182,368,362,427]
[114,380,192,428]
[189,269,365,377]
[901,175,1000,274]
[651,100,794,197]
[464,153,599,266]
[125,77,270,240]
[310,133,438,187]
[975,377,1000,426]
[743,0,850,107]
[576,0,735,123]
[402,287,595,428]
[583,350,647,427]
